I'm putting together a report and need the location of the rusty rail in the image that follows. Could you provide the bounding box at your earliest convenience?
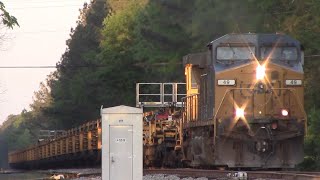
[144,169,320,180]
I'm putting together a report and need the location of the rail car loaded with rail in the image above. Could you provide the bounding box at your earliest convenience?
[8,120,102,169]
[9,33,306,169]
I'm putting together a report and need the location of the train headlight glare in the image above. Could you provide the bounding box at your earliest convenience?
[281,109,289,117]
[256,65,266,80]
[236,108,245,118]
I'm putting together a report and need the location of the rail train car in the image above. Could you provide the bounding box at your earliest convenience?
[8,120,102,169]
[139,33,306,169]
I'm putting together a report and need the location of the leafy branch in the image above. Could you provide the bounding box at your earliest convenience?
[0,1,19,28]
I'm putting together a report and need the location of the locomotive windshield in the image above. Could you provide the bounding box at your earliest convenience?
[216,46,255,60]
[261,47,298,61]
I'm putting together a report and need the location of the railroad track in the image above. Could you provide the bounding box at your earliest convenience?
[144,169,320,180]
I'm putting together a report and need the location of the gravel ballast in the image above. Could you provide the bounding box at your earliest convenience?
[143,174,209,180]
[71,174,209,180]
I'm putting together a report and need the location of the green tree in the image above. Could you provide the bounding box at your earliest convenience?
[299,108,320,170]
[48,0,108,128]
[0,1,18,28]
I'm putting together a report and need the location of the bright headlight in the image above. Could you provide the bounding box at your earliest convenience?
[256,65,266,80]
[235,108,245,118]
[281,109,289,117]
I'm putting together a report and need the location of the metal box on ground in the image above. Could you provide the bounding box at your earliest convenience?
[101,105,143,180]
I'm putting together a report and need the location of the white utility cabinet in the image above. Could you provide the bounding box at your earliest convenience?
[101,105,143,180]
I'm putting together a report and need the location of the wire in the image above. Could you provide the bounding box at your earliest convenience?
[0,66,57,69]
[305,55,320,58]
[0,54,317,69]
[0,65,113,69]
[9,5,84,10]
[0,62,182,69]
[0,65,107,69]
[6,0,87,4]
[10,30,69,34]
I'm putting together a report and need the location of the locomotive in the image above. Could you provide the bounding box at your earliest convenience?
[139,33,306,168]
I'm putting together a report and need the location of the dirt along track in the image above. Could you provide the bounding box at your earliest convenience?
[144,168,320,180]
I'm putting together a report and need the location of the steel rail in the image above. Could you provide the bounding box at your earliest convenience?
[144,169,320,180]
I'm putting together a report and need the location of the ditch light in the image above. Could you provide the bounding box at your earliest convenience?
[281,109,289,117]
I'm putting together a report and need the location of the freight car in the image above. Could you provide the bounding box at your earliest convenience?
[139,33,306,169]
[8,120,102,169]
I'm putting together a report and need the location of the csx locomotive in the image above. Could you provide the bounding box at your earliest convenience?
[141,33,306,168]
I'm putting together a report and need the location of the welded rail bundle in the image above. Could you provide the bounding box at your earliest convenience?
[9,120,102,169]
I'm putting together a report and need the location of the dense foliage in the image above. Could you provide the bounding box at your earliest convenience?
[1,0,320,169]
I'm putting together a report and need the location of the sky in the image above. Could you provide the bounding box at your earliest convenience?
[0,0,89,124]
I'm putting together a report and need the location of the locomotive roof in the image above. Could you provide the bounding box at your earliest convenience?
[208,33,301,48]
[210,33,303,73]
[183,33,303,73]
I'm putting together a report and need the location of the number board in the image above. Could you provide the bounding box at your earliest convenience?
[285,80,302,86]
[115,138,127,143]
[217,79,236,86]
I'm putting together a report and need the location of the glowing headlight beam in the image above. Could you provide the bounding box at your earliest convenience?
[281,109,289,117]
[256,64,266,80]
[235,108,245,118]
[226,102,251,134]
